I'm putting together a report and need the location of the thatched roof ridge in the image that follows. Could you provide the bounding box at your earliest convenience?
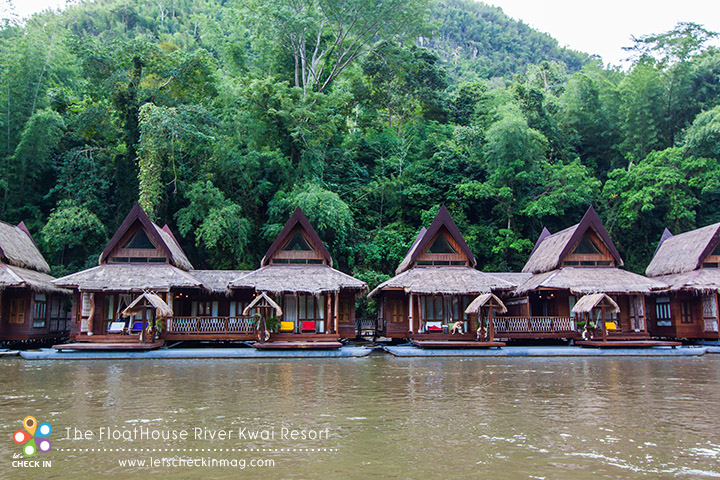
[395,205,476,274]
[465,293,508,315]
[369,266,513,298]
[229,265,366,295]
[396,227,427,276]
[189,270,251,294]
[0,220,50,273]
[651,269,720,293]
[99,203,193,270]
[122,292,173,318]
[53,264,202,292]
[0,264,68,294]
[484,272,533,287]
[261,207,333,267]
[572,293,620,314]
[522,206,623,274]
[645,223,720,277]
[514,267,667,295]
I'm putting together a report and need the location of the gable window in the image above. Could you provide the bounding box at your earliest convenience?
[122,229,155,249]
[573,236,602,255]
[427,235,457,254]
[655,297,672,327]
[282,230,314,251]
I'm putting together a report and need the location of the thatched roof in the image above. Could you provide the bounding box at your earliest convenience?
[0,220,50,273]
[229,265,366,295]
[485,272,533,287]
[514,267,667,296]
[522,206,623,274]
[651,269,720,293]
[99,203,193,270]
[572,293,620,314]
[645,223,720,277]
[369,267,513,298]
[122,292,173,318]
[0,263,67,294]
[465,293,508,315]
[53,264,202,292]
[261,207,333,267]
[190,270,250,294]
[243,292,283,316]
[395,205,476,274]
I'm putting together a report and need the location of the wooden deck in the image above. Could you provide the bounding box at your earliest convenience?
[412,340,505,349]
[252,341,342,350]
[576,340,681,348]
[53,341,165,351]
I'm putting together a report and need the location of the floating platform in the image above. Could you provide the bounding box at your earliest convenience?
[53,341,165,351]
[19,346,375,360]
[576,340,682,348]
[0,350,19,356]
[252,341,343,350]
[411,340,505,349]
[383,345,708,357]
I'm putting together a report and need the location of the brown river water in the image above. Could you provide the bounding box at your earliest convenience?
[1,354,720,479]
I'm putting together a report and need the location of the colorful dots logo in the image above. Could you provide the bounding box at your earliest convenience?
[13,416,52,457]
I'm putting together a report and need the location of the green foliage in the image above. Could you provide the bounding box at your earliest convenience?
[41,200,106,275]
[2,0,720,284]
[175,180,251,269]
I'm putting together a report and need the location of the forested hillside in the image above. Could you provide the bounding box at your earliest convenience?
[2,0,720,309]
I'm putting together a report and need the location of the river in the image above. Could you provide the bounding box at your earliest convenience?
[1,354,719,479]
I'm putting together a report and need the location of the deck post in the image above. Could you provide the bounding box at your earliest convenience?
[333,292,339,334]
[641,295,648,333]
[601,305,607,342]
[488,307,495,342]
[409,293,414,334]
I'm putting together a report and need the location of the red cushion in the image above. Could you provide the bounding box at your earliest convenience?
[302,321,315,330]
[428,325,443,332]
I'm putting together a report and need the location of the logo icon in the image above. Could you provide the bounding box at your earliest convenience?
[13,416,51,457]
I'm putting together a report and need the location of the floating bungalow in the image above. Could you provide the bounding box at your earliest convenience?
[645,224,720,341]
[369,206,512,347]
[0,220,71,344]
[491,207,672,346]
[53,204,366,349]
[228,207,367,349]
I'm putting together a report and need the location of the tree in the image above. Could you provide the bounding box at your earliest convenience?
[624,22,717,66]
[41,200,106,274]
[683,105,720,160]
[603,147,720,271]
[175,181,251,269]
[248,0,429,96]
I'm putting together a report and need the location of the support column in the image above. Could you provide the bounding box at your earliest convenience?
[409,293,414,334]
[488,307,495,342]
[334,291,339,334]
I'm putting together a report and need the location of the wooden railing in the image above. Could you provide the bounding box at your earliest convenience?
[493,316,576,334]
[166,316,256,335]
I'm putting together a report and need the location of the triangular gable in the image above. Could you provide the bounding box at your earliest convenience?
[261,207,333,267]
[99,203,193,270]
[395,205,476,274]
[522,206,623,273]
[653,228,674,257]
[0,220,51,273]
[529,227,552,257]
[559,207,622,266]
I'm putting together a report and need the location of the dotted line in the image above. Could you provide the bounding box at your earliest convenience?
[54,448,338,453]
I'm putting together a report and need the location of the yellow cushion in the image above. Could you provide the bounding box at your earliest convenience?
[280,321,295,332]
[605,321,618,331]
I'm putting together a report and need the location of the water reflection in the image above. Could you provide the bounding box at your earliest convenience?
[1,356,719,479]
